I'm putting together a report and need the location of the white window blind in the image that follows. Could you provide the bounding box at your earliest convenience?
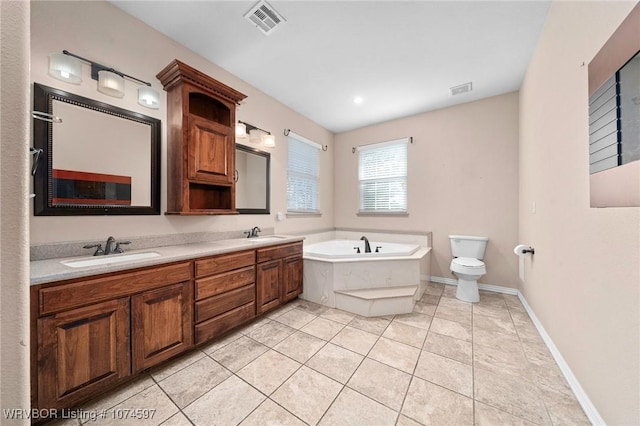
[588,52,640,174]
[358,138,408,213]
[287,133,320,213]
[588,75,619,174]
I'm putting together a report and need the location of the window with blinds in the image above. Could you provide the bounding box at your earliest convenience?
[287,133,320,213]
[589,51,640,174]
[589,75,619,174]
[358,138,408,213]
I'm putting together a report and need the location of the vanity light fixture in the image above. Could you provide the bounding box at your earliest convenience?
[48,52,82,84]
[237,120,275,148]
[249,129,262,144]
[235,121,247,137]
[262,134,276,148]
[97,70,125,98]
[48,50,160,109]
[138,86,160,109]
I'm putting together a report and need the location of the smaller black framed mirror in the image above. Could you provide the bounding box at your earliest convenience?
[235,144,270,214]
[32,83,161,215]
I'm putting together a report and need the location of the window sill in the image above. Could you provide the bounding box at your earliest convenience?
[357,211,409,217]
[286,211,322,218]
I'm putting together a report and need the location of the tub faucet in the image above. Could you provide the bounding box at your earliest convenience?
[360,236,372,253]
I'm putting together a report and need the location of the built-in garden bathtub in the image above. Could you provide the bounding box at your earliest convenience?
[303,239,420,260]
[301,239,431,316]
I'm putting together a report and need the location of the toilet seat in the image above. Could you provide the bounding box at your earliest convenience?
[450,257,486,274]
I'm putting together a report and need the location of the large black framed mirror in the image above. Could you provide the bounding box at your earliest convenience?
[235,144,270,214]
[32,83,161,215]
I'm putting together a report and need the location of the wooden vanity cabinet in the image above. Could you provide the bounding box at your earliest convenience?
[282,255,304,301]
[256,242,303,314]
[32,262,192,410]
[157,59,247,214]
[132,282,193,372]
[194,250,256,343]
[32,241,303,415]
[36,298,130,410]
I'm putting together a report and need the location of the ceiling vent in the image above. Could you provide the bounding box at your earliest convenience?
[244,0,285,35]
[450,82,473,96]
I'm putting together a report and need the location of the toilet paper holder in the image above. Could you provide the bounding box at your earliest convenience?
[514,244,535,256]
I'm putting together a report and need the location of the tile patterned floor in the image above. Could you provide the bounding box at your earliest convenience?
[57,283,591,426]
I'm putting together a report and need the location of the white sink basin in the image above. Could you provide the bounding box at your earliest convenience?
[246,236,287,243]
[61,252,161,268]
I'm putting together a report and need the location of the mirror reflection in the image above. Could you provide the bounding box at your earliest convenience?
[52,100,151,206]
[235,144,270,214]
[33,83,161,215]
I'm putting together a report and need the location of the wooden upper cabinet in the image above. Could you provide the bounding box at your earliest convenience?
[157,59,247,215]
[188,116,233,183]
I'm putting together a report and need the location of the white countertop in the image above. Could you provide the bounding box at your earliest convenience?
[30,235,305,286]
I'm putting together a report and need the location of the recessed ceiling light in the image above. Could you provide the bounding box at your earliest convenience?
[353,96,363,104]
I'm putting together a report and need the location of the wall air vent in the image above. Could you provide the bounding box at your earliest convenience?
[244,0,285,35]
[450,82,473,96]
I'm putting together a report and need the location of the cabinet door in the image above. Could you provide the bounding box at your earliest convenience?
[131,282,193,372]
[282,256,303,303]
[37,298,130,409]
[256,260,281,314]
[188,116,233,184]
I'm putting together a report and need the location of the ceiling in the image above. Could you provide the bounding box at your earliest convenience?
[111,1,551,133]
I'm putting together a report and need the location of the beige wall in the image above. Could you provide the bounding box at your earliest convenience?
[29,1,334,244]
[334,92,520,288]
[519,1,640,424]
[23,1,640,422]
[1,0,31,423]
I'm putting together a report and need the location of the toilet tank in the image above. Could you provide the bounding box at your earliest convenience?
[449,235,489,259]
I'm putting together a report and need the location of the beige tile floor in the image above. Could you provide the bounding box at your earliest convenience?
[58,283,591,426]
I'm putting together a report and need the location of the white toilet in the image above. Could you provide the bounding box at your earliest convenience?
[449,235,489,303]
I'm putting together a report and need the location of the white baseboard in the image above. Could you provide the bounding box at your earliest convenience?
[426,275,456,285]
[427,275,518,295]
[428,275,603,425]
[517,293,605,426]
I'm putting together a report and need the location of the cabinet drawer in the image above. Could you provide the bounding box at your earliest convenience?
[39,262,191,315]
[195,250,255,278]
[195,302,255,344]
[196,284,255,323]
[256,242,303,263]
[196,266,254,300]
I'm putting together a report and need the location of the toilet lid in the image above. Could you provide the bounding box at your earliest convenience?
[453,257,484,267]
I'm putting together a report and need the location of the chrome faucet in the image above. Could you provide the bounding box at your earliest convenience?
[104,236,117,255]
[83,236,131,256]
[113,240,131,253]
[360,236,372,253]
[244,226,261,238]
[83,243,104,256]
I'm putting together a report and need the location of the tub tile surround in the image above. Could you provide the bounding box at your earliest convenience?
[55,285,590,426]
